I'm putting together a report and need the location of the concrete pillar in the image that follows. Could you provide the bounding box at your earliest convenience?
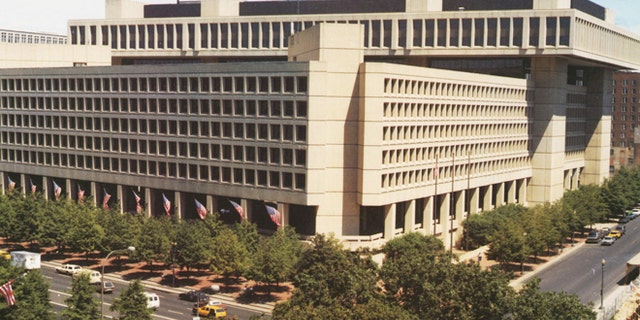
[518,178,528,205]
[117,185,123,213]
[583,67,612,185]
[563,169,571,190]
[174,191,182,219]
[405,200,416,233]
[440,193,451,247]
[529,57,568,204]
[144,188,152,217]
[496,182,505,206]
[279,203,288,228]
[19,174,26,196]
[384,204,396,240]
[483,185,493,210]
[572,168,581,189]
[65,179,72,200]
[507,181,516,204]
[454,191,465,241]
[90,182,97,205]
[206,195,214,216]
[423,196,434,235]
[241,199,251,222]
[470,187,479,214]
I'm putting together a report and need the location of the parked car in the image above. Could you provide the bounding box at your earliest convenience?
[144,292,160,309]
[608,230,622,239]
[619,215,631,224]
[55,264,83,275]
[193,305,227,318]
[180,290,209,304]
[601,236,615,246]
[616,225,626,236]
[94,281,115,293]
[586,231,601,243]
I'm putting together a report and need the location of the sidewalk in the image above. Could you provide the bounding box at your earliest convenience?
[41,260,274,315]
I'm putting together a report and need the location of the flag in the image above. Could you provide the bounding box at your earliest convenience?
[53,180,61,200]
[29,179,36,193]
[0,280,15,306]
[103,189,111,210]
[7,177,15,190]
[229,200,244,220]
[265,205,282,227]
[195,199,208,220]
[132,190,142,214]
[77,184,85,203]
[162,193,171,216]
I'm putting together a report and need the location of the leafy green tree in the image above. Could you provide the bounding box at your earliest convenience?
[0,194,17,239]
[0,267,54,320]
[41,197,74,250]
[562,184,608,230]
[135,217,173,267]
[110,279,152,320]
[99,210,142,258]
[66,204,105,258]
[249,227,303,291]
[62,273,100,320]
[380,232,513,320]
[463,203,528,249]
[174,220,213,273]
[209,227,251,284]
[234,220,261,255]
[487,219,527,267]
[10,194,48,247]
[510,278,595,320]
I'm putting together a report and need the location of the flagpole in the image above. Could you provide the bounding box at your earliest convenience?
[465,150,471,251]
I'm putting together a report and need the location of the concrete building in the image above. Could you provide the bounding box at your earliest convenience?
[611,71,640,172]
[0,0,638,250]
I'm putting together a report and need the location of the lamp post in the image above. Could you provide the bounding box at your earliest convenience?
[101,246,135,319]
[521,232,527,275]
[600,258,606,309]
[171,242,177,287]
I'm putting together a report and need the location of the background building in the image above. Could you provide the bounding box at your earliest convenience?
[611,71,640,172]
[0,0,639,250]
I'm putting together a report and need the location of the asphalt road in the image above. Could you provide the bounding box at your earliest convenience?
[537,217,640,307]
[40,264,270,319]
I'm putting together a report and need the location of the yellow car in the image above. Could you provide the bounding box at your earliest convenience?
[193,305,227,318]
[0,250,9,260]
[608,230,622,239]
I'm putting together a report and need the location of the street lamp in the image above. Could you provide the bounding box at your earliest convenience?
[521,232,527,275]
[600,258,606,309]
[101,246,135,319]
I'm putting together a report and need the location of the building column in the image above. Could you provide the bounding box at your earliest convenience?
[529,57,568,204]
[174,191,182,219]
[454,191,465,242]
[470,187,479,214]
[496,182,505,206]
[42,177,49,200]
[518,178,528,205]
[507,181,516,204]
[563,169,571,190]
[117,185,123,213]
[423,196,434,235]
[440,193,451,248]
[65,179,72,200]
[384,204,396,240]
[241,199,251,222]
[279,203,288,228]
[583,67,612,185]
[206,195,214,216]
[483,185,493,211]
[572,168,581,189]
[144,188,152,217]
[90,182,97,205]
[405,200,416,233]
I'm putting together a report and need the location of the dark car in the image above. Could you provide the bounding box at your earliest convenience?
[586,231,601,243]
[180,290,209,304]
[95,281,115,293]
[616,225,626,236]
[619,215,631,224]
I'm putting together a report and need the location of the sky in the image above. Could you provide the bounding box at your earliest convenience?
[0,0,637,36]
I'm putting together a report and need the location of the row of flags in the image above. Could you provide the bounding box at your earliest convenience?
[6,177,282,226]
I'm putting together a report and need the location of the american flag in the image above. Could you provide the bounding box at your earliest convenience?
[53,181,62,200]
[77,184,85,203]
[132,190,142,214]
[7,177,15,190]
[195,199,208,220]
[29,179,36,193]
[103,189,111,210]
[265,205,282,227]
[0,280,16,306]
[229,200,245,220]
[162,193,171,216]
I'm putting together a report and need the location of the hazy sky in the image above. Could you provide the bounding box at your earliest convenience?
[0,0,636,35]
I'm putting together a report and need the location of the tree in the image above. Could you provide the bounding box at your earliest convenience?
[135,217,173,267]
[209,227,251,285]
[487,219,527,267]
[562,185,608,230]
[66,204,105,258]
[0,268,54,320]
[174,220,213,274]
[249,226,303,291]
[510,278,595,320]
[110,279,152,320]
[62,273,100,320]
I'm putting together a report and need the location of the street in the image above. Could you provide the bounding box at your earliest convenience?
[40,263,271,319]
[537,217,640,307]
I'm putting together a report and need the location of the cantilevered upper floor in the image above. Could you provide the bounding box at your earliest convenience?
[66,0,640,70]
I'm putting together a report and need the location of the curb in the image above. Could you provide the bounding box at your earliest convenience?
[41,261,274,315]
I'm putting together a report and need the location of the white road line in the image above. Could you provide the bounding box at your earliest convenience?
[167,309,183,315]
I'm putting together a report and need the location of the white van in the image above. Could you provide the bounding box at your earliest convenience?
[144,292,160,309]
[73,269,101,284]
